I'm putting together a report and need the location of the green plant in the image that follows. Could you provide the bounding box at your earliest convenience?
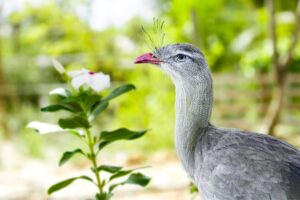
[27,60,150,200]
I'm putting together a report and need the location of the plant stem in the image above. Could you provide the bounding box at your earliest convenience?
[86,128,103,195]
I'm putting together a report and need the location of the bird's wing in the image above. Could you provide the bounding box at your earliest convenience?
[285,161,300,198]
[195,128,300,200]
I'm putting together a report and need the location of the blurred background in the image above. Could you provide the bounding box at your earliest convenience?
[0,0,299,199]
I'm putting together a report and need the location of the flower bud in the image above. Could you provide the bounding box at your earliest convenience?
[52,58,65,74]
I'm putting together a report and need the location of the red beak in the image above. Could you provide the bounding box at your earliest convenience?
[134,53,161,65]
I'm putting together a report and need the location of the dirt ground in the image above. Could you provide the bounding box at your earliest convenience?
[0,142,199,200]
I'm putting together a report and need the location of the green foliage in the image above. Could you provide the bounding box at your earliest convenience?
[108,172,150,193]
[125,172,150,187]
[28,65,150,199]
[88,84,136,121]
[160,0,300,75]
[89,101,109,121]
[189,182,198,193]
[48,175,95,195]
[96,165,123,174]
[58,116,90,129]
[109,170,133,181]
[41,104,75,113]
[103,84,136,101]
[58,149,85,166]
[99,128,147,150]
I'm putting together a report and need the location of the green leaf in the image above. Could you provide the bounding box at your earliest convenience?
[65,102,83,112]
[108,172,150,193]
[75,90,101,112]
[58,116,90,129]
[48,176,94,195]
[68,130,84,139]
[88,84,135,122]
[109,170,132,181]
[125,172,150,187]
[103,84,135,101]
[59,149,84,166]
[190,182,199,193]
[89,101,109,121]
[41,104,74,113]
[97,165,123,173]
[98,128,147,151]
[108,183,121,193]
[98,141,111,151]
[85,95,101,111]
[100,128,147,142]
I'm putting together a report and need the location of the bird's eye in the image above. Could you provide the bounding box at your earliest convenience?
[174,54,187,62]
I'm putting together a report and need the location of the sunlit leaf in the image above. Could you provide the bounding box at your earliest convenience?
[48,176,94,195]
[68,130,85,139]
[49,88,71,98]
[27,121,64,134]
[59,149,84,166]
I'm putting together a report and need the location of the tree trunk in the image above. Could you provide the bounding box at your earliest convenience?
[263,0,300,135]
[263,73,287,135]
[258,71,271,115]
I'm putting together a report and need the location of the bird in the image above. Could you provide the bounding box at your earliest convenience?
[134,43,300,200]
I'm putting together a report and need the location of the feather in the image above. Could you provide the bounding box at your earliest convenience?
[287,162,300,198]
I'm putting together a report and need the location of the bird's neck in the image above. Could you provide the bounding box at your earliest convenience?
[174,77,213,177]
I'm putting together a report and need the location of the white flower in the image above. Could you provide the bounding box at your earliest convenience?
[51,58,65,74]
[68,69,111,92]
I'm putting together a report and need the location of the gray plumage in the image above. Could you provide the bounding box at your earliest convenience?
[135,43,300,200]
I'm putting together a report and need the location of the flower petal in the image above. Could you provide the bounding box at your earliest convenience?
[68,69,111,92]
[90,73,111,92]
[71,74,90,90]
[68,69,89,78]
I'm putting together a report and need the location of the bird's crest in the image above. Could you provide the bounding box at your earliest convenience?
[141,18,165,52]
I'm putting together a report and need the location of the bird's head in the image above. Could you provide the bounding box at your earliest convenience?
[134,43,209,82]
